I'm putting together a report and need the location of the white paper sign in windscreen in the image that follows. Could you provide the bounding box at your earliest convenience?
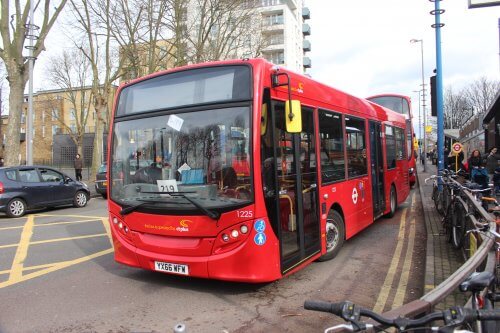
[167,115,184,132]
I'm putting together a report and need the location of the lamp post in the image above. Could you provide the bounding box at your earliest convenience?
[410,38,427,172]
[413,89,422,160]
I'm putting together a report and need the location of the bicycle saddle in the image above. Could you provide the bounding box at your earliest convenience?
[459,271,495,293]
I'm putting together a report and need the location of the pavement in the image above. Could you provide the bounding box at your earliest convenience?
[416,161,468,309]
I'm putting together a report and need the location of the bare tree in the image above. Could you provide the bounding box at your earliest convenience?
[109,0,176,80]
[45,49,93,154]
[67,0,125,177]
[443,86,471,129]
[0,0,67,166]
[184,0,269,63]
[463,76,499,114]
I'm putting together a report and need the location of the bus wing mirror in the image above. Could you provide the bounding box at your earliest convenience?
[285,100,302,133]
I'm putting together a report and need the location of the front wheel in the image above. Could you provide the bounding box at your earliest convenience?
[317,210,345,262]
[73,191,88,208]
[6,198,26,218]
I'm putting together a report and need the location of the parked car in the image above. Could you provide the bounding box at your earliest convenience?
[95,163,107,198]
[0,166,91,217]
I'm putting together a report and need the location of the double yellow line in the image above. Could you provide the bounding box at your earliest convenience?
[373,192,417,313]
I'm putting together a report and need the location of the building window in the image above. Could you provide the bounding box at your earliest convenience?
[261,0,283,6]
[264,51,284,64]
[69,109,76,121]
[263,12,283,26]
[269,32,284,45]
[21,112,25,124]
[42,126,45,138]
[52,125,59,135]
[52,108,59,121]
[42,111,46,123]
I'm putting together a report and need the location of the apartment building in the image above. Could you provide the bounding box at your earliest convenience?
[181,0,311,73]
[0,87,115,165]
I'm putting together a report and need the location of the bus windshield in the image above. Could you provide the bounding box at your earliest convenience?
[110,106,253,213]
[367,96,410,117]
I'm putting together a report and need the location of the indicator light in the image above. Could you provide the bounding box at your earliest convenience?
[240,225,248,234]
[113,217,118,224]
[118,222,123,229]
[231,230,239,238]
[222,234,230,242]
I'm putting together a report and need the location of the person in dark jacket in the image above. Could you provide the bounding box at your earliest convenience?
[468,149,487,188]
[486,147,498,182]
[74,154,83,181]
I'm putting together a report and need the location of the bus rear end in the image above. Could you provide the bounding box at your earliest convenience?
[108,62,281,282]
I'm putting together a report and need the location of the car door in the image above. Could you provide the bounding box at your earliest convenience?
[17,168,47,207]
[38,168,75,204]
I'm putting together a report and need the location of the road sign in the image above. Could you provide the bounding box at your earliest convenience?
[452,142,463,155]
[425,125,432,133]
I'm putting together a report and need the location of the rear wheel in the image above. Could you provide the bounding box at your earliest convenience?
[385,185,397,218]
[73,191,88,208]
[6,198,26,218]
[317,210,344,262]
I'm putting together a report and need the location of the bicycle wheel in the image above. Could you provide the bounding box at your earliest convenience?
[451,200,467,249]
[443,203,453,243]
[433,186,444,215]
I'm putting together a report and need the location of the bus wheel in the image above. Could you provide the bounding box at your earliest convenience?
[385,185,397,218]
[317,210,344,262]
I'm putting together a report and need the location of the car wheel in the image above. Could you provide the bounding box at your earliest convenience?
[7,198,26,218]
[317,210,345,262]
[73,191,88,208]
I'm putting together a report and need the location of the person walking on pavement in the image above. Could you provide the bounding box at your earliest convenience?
[486,147,498,182]
[74,153,83,181]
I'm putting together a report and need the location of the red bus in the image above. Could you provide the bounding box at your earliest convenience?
[107,59,410,282]
[366,94,417,187]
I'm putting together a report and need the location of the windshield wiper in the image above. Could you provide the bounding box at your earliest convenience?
[138,191,221,220]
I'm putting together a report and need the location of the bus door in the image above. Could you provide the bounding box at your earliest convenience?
[369,121,385,218]
[261,100,320,274]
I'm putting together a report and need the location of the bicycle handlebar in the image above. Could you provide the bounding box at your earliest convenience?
[304,301,500,331]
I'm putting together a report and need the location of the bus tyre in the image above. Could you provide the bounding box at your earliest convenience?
[385,185,397,218]
[318,210,344,262]
[7,198,26,218]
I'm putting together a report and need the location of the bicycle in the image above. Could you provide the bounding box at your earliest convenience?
[304,299,500,332]
[425,173,469,247]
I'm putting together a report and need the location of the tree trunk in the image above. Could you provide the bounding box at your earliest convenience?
[91,101,107,180]
[4,76,26,166]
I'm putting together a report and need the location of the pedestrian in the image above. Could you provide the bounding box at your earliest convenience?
[486,147,498,182]
[0,157,4,167]
[74,153,83,181]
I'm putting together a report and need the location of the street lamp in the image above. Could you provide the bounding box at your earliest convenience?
[410,38,427,172]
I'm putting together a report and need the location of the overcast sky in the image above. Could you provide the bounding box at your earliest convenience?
[306,0,500,104]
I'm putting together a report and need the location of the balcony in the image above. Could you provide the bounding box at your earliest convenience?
[302,7,310,20]
[303,57,311,68]
[303,40,311,52]
[302,23,311,36]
